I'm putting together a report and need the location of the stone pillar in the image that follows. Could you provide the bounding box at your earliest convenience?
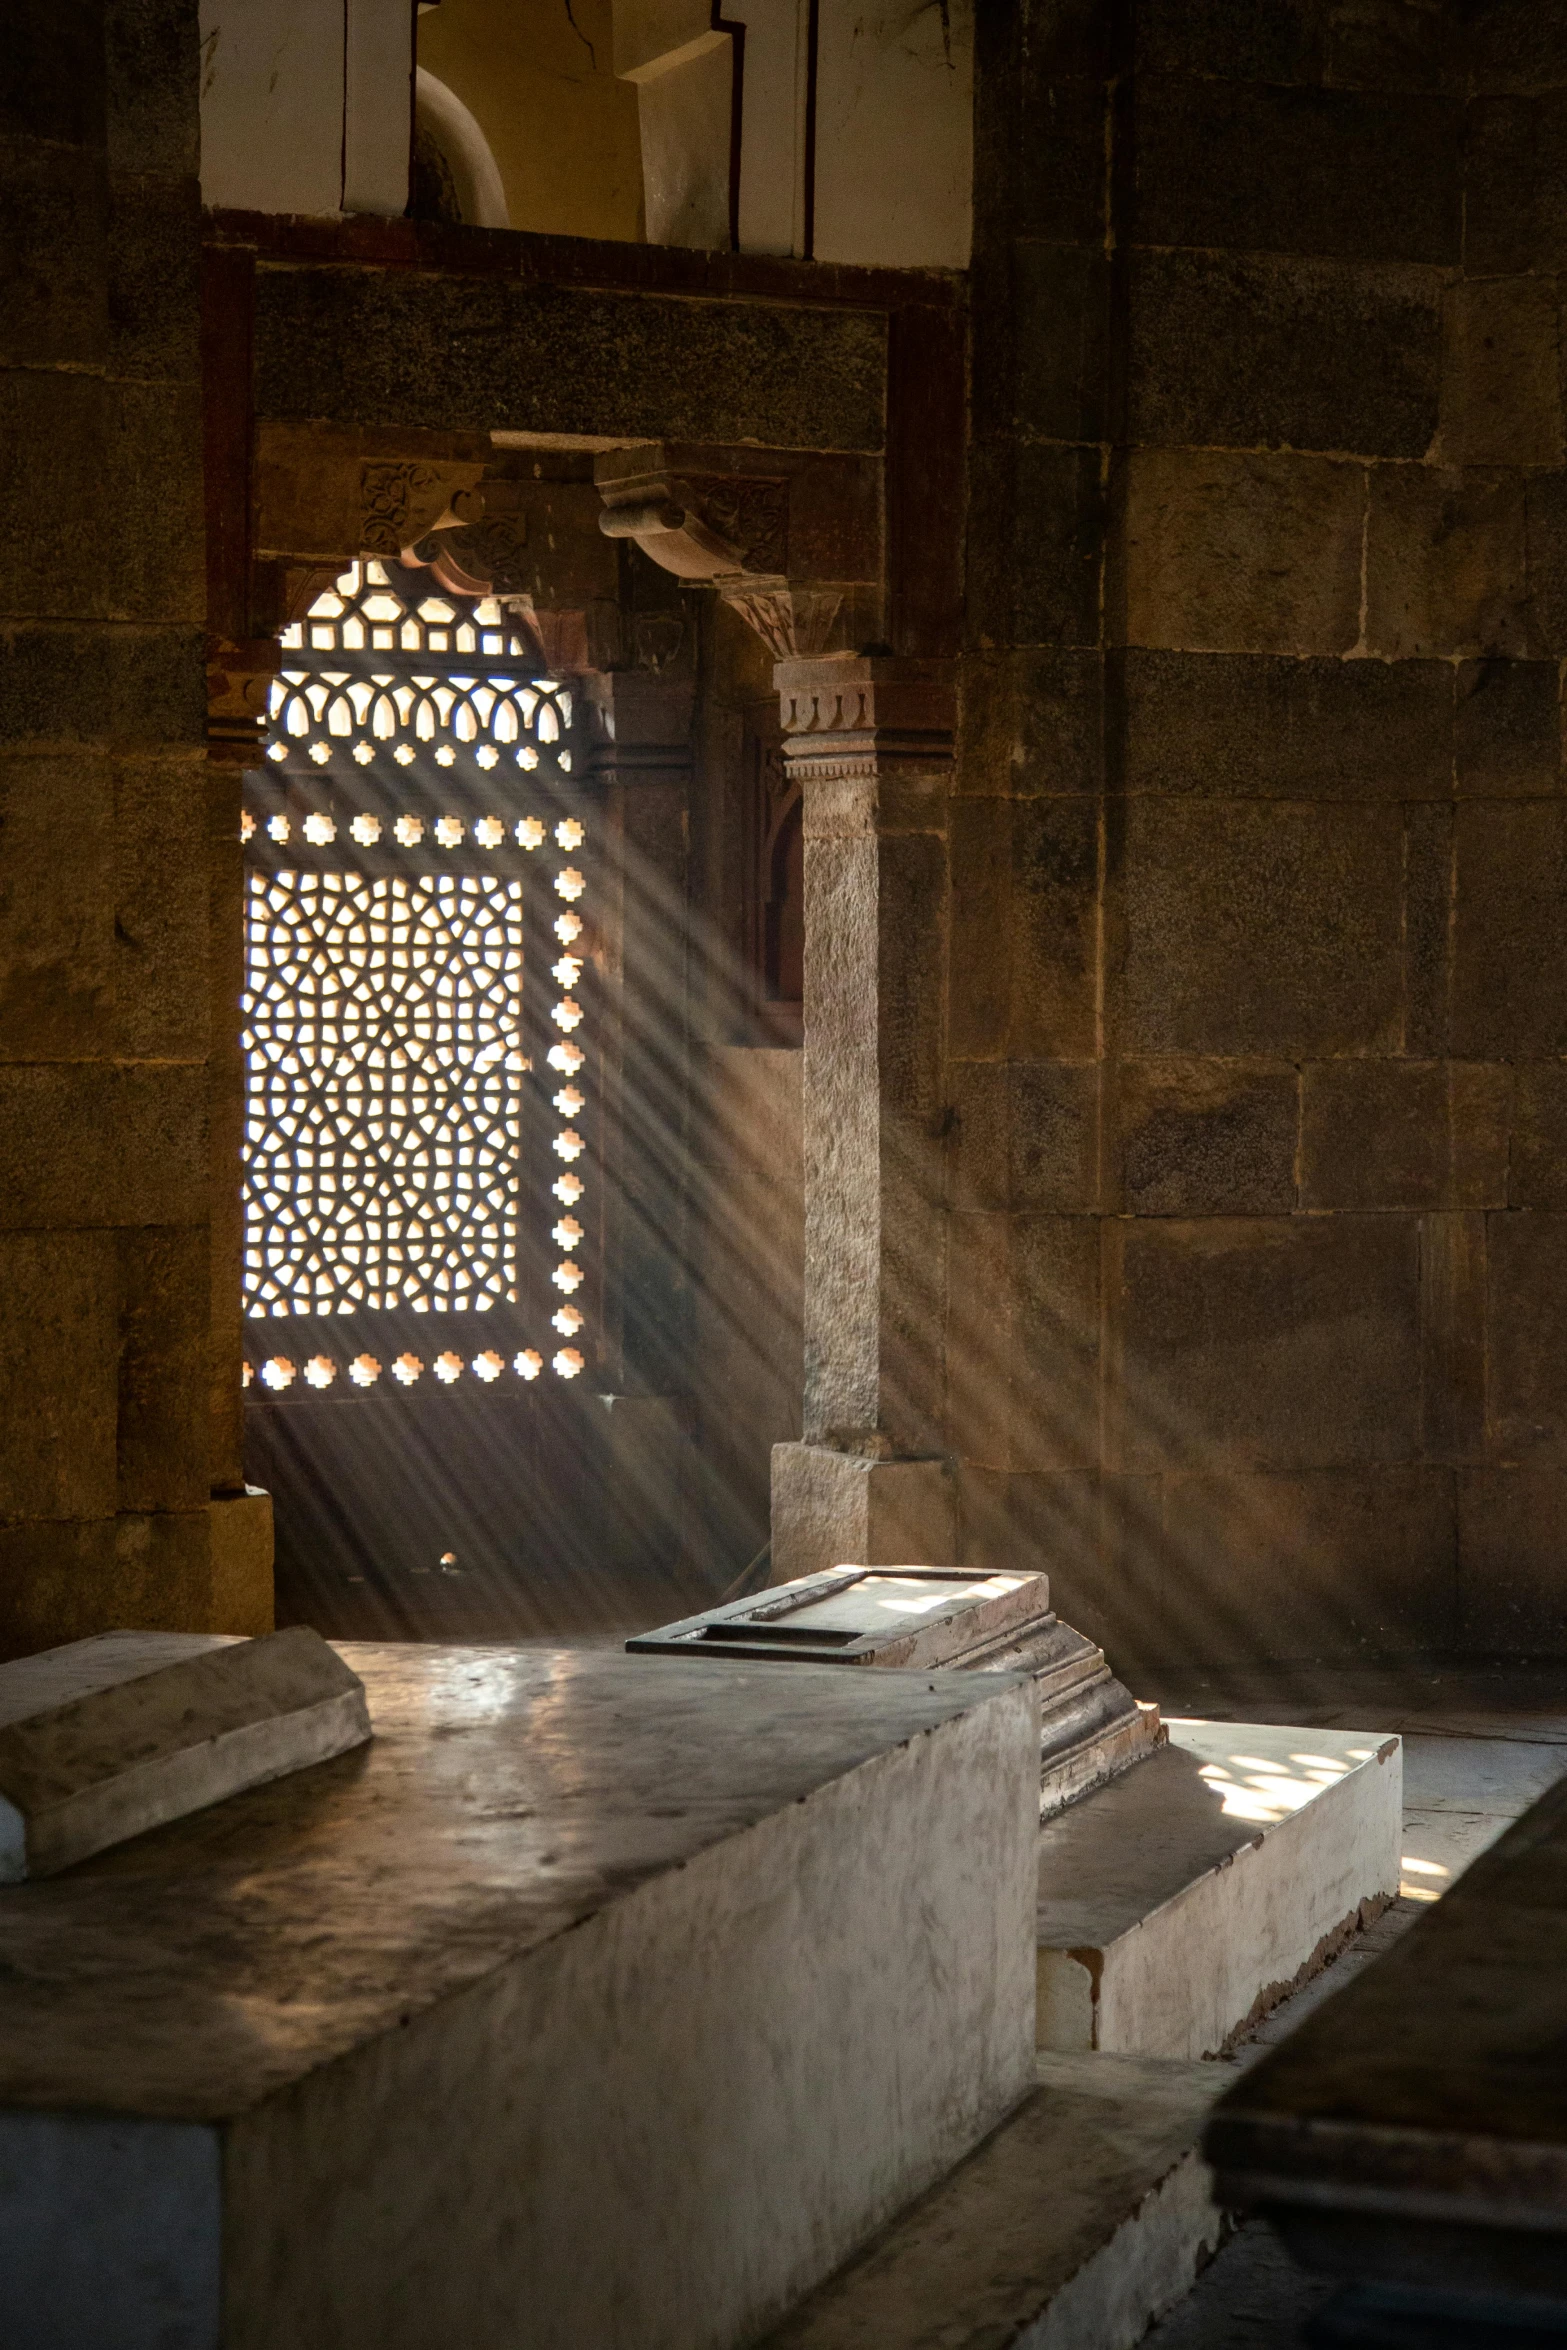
[581,667,695,1397]
[769,655,958,1584]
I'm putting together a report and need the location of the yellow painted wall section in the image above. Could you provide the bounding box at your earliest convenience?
[418,0,645,242]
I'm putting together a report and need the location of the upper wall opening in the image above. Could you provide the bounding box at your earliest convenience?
[198,0,972,268]
[412,66,511,230]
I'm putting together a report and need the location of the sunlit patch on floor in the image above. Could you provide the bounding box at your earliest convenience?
[1399,1853,1450,1901]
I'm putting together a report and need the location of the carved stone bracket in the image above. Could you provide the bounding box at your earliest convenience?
[595,446,787,582]
[357,455,549,601]
[598,488,751,582]
[405,479,533,598]
[594,446,846,659]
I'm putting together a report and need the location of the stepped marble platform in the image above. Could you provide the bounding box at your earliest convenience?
[764,2050,1231,2350]
[1038,1720,1402,2059]
[0,1644,1039,2350]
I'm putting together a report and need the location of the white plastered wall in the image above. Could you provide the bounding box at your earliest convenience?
[613,0,971,264]
[614,0,734,249]
[811,0,972,268]
[203,0,969,254]
[200,0,414,218]
[730,0,811,257]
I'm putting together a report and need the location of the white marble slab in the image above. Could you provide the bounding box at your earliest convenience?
[764,2051,1229,2350]
[0,1644,1039,2350]
[0,1629,371,1880]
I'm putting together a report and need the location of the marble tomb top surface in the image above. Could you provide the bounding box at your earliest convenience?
[0,1643,1032,2125]
[1037,1721,1401,1947]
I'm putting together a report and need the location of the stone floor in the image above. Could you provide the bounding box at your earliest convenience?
[1142,1658,1567,2348]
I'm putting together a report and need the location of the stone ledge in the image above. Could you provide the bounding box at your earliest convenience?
[0,1627,369,1879]
[762,2051,1230,2350]
[1037,1720,1403,2059]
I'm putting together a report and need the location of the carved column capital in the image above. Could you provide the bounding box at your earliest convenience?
[721,585,843,661]
[775,654,956,785]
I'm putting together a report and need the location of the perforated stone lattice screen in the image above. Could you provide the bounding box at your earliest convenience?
[245,871,526,1317]
[241,562,592,1399]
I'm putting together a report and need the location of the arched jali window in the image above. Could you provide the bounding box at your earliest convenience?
[240,562,594,1410]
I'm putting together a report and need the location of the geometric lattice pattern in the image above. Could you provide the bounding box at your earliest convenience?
[241,562,593,1392]
[263,561,572,793]
[243,871,526,1317]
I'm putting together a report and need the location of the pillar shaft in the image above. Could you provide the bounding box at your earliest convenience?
[770,655,956,1582]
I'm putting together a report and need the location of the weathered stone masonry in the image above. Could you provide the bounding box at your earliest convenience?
[957,0,1567,1668]
[11,0,1567,1669]
[0,1,254,1654]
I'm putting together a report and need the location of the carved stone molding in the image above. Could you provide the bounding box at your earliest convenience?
[577,668,697,788]
[775,654,956,783]
[206,636,282,765]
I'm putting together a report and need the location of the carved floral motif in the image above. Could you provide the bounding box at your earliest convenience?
[683,477,789,577]
[359,460,484,560]
[722,587,843,662]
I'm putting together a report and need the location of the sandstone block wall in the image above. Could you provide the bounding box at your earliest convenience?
[0,1,215,1653]
[963,1,1567,1666]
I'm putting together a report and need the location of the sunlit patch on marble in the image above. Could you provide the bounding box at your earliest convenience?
[1195,1747,1356,1825]
[869,1574,1026,1620]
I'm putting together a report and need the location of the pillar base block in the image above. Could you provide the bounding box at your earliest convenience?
[769,1441,957,1586]
[974,1613,1165,1820]
[208,1488,274,1637]
[592,1393,689,1578]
